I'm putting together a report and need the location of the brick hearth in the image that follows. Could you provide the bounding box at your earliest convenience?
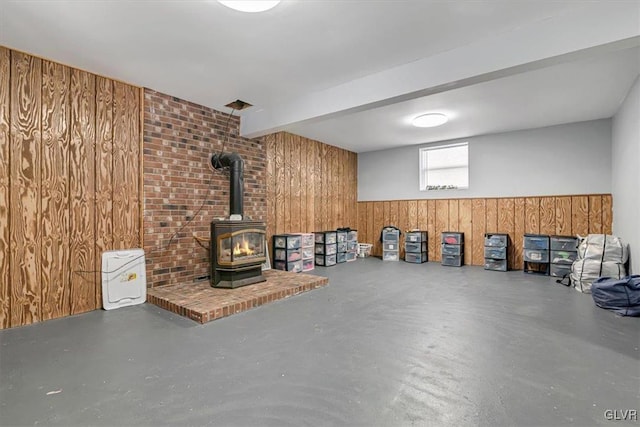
[147,270,328,324]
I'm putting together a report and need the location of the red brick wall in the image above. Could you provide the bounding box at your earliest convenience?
[143,89,266,287]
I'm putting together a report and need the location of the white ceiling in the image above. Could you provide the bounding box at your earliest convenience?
[1,0,639,153]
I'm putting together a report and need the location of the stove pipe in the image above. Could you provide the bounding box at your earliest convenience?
[210,152,244,218]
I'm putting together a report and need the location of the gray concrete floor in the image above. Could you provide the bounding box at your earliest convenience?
[1,258,638,426]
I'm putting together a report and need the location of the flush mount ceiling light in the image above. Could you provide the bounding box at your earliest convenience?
[218,0,281,12]
[412,113,449,128]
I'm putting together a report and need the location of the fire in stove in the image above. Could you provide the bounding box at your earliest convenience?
[233,238,254,257]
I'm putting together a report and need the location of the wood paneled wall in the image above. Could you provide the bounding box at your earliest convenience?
[0,47,142,329]
[357,194,612,268]
[265,132,357,246]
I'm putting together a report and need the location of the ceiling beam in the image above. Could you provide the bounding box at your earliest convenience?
[240,2,640,138]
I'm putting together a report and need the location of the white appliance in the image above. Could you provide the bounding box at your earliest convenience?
[101,249,147,310]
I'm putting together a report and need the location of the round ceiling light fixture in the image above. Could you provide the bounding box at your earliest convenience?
[412,113,449,128]
[218,0,281,12]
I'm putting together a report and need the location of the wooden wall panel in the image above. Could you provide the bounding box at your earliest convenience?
[426,200,436,261]
[373,202,384,256]
[283,135,292,232]
[388,201,398,230]
[434,200,449,262]
[555,196,572,236]
[417,200,429,255]
[290,135,301,232]
[588,195,602,234]
[357,203,367,247]
[514,198,525,269]
[407,201,417,231]
[69,70,96,315]
[306,139,315,233]
[471,199,486,266]
[322,143,329,230]
[314,139,322,231]
[525,197,540,234]
[126,84,140,249]
[539,197,556,236]
[95,76,113,309]
[571,196,589,236]
[485,199,497,233]
[458,199,473,265]
[1,48,141,329]
[0,47,10,328]
[448,199,459,231]
[264,132,358,251]
[41,60,70,321]
[299,137,307,231]
[10,51,42,326]
[497,198,515,270]
[274,135,285,234]
[602,195,612,234]
[398,201,409,258]
[366,202,374,247]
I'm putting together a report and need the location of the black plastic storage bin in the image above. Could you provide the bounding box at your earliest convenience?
[273,234,302,250]
[315,231,337,244]
[315,254,337,266]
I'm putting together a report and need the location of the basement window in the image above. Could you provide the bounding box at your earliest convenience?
[419,142,469,191]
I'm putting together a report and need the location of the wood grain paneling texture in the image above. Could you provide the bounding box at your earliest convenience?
[357,194,612,267]
[0,48,141,329]
[41,60,70,320]
[264,132,358,248]
[0,47,10,328]
[10,51,42,326]
[69,69,96,315]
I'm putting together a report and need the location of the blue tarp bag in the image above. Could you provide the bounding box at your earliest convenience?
[591,275,640,317]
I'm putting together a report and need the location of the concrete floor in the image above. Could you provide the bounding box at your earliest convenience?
[1,259,638,427]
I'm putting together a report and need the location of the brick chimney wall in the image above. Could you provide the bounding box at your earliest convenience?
[143,89,266,287]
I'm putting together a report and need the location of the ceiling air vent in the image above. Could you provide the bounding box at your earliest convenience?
[225,99,252,110]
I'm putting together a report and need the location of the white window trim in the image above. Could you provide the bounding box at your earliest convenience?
[419,142,469,191]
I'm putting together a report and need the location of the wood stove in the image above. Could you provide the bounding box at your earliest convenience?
[210,220,266,288]
[208,151,266,288]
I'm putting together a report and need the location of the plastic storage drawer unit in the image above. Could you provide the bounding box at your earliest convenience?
[315,254,337,266]
[550,235,578,251]
[484,247,507,260]
[274,248,301,262]
[382,230,400,242]
[441,232,464,245]
[315,231,337,244]
[524,234,550,250]
[383,251,399,261]
[524,249,549,263]
[383,242,399,251]
[274,260,303,273]
[302,259,314,272]
[442,254,463,267]
[405,241,428,253]
[550,250,577,264]
[442,244,462,256]
[406,231,427,242]
[298,233,315,248]
[273,234,302,250]
[315,243,337,255]
[485,234,507,247]
[485,259,508,271]
[405,252,428,263]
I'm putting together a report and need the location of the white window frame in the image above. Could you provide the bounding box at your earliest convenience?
[419,142,469,191]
